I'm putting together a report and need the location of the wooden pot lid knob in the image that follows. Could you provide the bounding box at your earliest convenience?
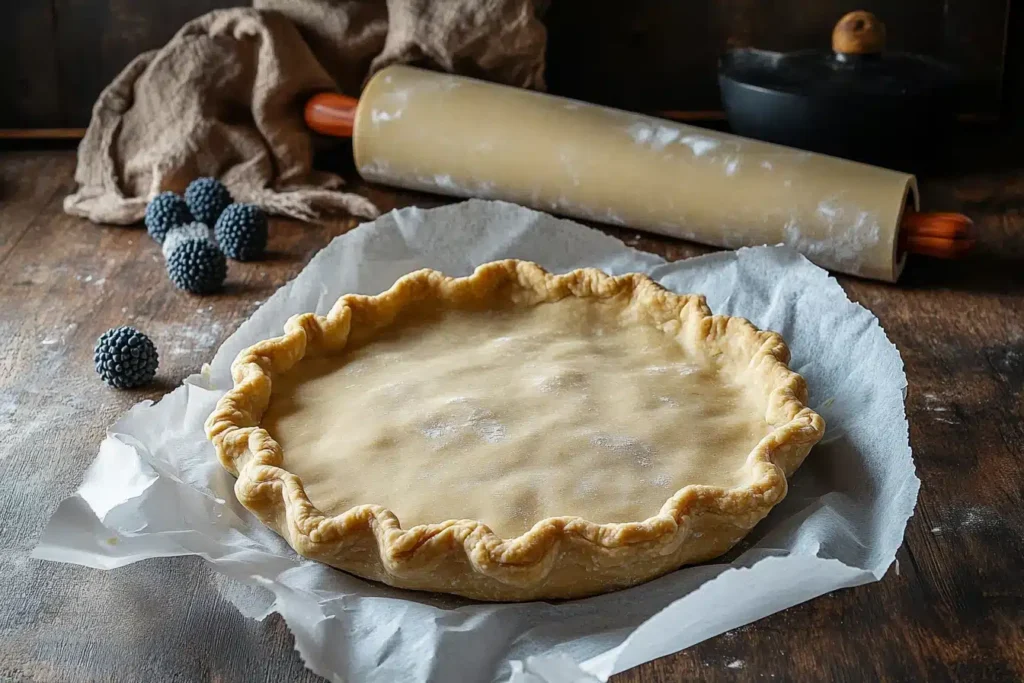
[832,10,887,55]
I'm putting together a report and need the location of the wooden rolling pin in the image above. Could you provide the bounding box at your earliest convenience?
[306,65,973,281]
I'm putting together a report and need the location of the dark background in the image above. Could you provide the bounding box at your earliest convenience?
[0,0,1017,131]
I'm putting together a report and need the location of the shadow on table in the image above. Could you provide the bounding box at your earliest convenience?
[900,253,1024,295]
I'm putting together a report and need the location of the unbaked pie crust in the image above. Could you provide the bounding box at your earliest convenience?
[206,260,824,601]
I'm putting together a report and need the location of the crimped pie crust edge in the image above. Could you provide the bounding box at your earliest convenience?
[205,259,825,601]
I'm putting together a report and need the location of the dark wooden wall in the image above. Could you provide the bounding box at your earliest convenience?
[1,0,238,129]
[0,0,1014,130]
[546,0,1013,118]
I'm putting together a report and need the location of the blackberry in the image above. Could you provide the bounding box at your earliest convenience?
[161,221,213,259]
[185,177,232,225]
[214,203,268,261]
[166,237,227,294]
[94,326,159,389]
[145,192,193,244]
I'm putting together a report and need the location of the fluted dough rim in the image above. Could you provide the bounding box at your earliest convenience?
[205,260,825,600]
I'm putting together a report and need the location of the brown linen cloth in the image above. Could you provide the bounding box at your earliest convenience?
[64,1,547,226]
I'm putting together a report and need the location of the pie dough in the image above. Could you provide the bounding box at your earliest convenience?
[207,260,825,601]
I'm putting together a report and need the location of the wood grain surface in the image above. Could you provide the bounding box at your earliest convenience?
[0,134,1022,681]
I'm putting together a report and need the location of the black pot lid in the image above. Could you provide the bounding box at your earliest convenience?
[719,11,961,99]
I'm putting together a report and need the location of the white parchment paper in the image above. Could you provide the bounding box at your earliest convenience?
[35,200,917,683]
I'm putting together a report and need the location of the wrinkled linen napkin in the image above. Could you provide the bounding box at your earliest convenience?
[64,0,547,225]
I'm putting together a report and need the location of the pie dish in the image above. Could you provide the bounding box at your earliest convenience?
[206,260,824,601]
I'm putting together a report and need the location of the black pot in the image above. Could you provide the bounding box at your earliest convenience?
[718,11,961,171]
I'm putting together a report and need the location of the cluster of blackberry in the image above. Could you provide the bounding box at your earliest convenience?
[97,177,271,389]
[144,177,269,294]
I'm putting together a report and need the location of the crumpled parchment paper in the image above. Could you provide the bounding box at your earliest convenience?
[36,200,916,683]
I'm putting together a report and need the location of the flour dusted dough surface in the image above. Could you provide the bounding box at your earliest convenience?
[206,260,825,600]
[264,298,770,538]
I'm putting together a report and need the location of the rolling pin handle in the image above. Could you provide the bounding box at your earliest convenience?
[305,93,359,138]
[899,211,975,259]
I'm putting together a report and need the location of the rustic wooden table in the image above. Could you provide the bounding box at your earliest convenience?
[1,135,1022,682]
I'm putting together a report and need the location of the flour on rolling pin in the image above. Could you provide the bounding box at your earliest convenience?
[351,65,918,281]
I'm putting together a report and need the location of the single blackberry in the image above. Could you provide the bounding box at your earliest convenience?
[185,177,232,225]
[214,203,268,261]
[161,221,213,259]
[145,192,193,244]
[94,326,159,389]
[166,237,227,294]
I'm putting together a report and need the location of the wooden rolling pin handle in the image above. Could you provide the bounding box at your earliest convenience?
[305,92,359,138]
[900,211,975,259]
